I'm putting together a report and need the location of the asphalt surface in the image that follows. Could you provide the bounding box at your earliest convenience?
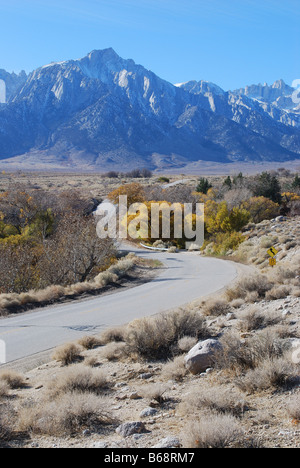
[0,246,237,365]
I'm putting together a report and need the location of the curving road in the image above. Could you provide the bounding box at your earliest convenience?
[0,245,237,366]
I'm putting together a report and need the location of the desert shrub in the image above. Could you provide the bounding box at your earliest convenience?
[213,330,286,374]
[237,307,281,332]
[107,257,135,278]
[204,231,246,256]
[260,236,278,249]
[0,370,25,389]
[287,394,300,421]
[157,177,170,183]
[290,200,300,216]
[142,383,168,405]
[0,382,9,399]
[265,285,291,301]
[268,265,296,284]
[124,309,209,361]
[179,388,247,418]
[202,299,231,317]
[84,356,100,368]
[78,336,102,350]
[50,365,108,396]
[100,342,128,361]
[0,404,14,443]
[99,326,126,344]
[177,336,198,352]
[183,413,244,448]
[226,275,273,302]
[52,343,82,366]
[285,241,297,250]
[18,392,112,436]
[161,356,188,381]
[236,358,299,393]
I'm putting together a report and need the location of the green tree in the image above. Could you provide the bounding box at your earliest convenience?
[196,178,212,194]
[233,172,245,187]
[253,172,282,204]
[223,176,232,189]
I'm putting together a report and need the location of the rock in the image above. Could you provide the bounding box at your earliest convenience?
[115,394,127,401]
[129,392,141,400]
[153,437,181,448]
[132,434,145,441]
[139,373,153,380]
[184,339,222,375]
[115,382,127,388]
[92,442,108,448]
[226,313,235,321]
[140,407,158,418]
[288,338,300,349]
[116,422,146,438]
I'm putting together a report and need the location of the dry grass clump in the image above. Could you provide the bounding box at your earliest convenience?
[161,356,188,382]
[49,365,109,397]
[177,336,198,353]
[99,326,126,344]
[0,404,15,444]
[100,342,128,361]
[226,275,273,302]
[0,370,26,389]
[124,308,209,361]
[285,241,297,250]
[237,307,281,332]
[213,330,286,375]
[292,288,300,298]
[260,236,278,249]
[268,265,296,283]
[287,394,300,421]
[78,336,102,350]
[142,383,169,405]
[18,392,113,436]
[265,285,291,301]
[179,387,247,419]
[0,381,9,399]
[84,356,101,368]
[52,343,82,366]
[202,299,232,317]
[182,413,244,448]
[230,299,245,309]
[236,357,299,394]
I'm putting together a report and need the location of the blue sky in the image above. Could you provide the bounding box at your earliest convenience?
[0,0,299,90]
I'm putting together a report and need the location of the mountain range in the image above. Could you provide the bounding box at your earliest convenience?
[0,48,299,172]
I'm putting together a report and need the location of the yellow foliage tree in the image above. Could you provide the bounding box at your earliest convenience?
[108,183,145,207]
[241,196,280,223]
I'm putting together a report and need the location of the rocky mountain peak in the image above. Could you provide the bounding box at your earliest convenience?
[0,49,299,171]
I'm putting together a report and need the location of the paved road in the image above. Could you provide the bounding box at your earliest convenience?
[0,246,237,365]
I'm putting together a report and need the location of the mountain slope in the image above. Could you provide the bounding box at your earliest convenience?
[0,49,299,171]
[0,69,27,102]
